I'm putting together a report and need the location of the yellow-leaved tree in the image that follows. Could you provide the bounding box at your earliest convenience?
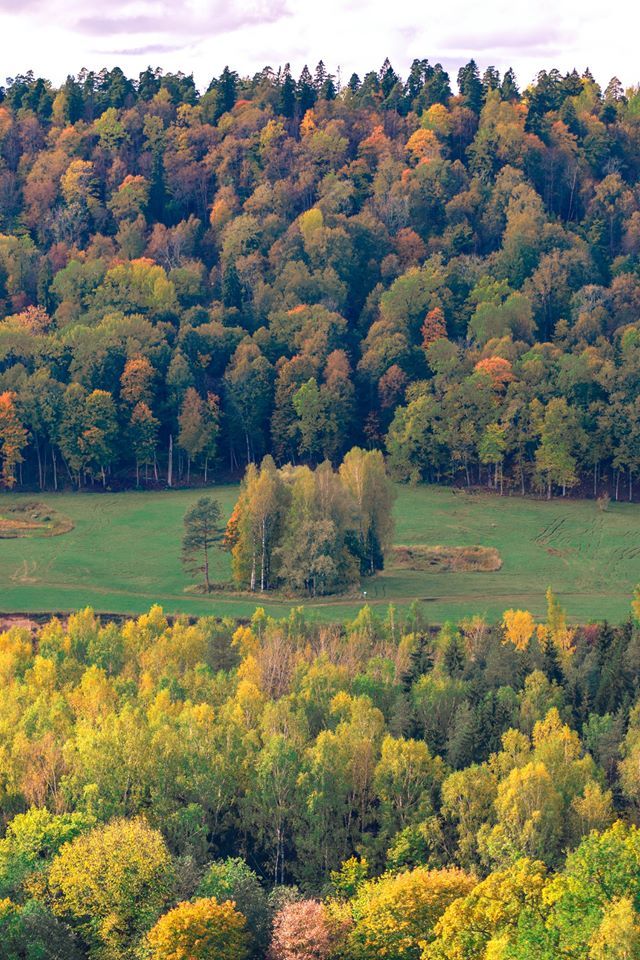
[347,866,475,959]
[544,587,575,658]
[502,609,536,651]
[423,857,547,960]
[46,817,174,960]
[146,897,249,960]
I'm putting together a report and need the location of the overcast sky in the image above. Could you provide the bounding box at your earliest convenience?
[1,0,639,92]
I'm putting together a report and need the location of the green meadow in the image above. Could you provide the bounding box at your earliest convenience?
[1,485,639,623]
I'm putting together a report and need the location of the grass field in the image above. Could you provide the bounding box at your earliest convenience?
[1,485,639,624]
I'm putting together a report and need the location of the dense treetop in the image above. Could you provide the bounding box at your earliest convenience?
[0,60,640,494]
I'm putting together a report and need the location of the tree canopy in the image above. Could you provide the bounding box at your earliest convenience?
[0,61,639,499]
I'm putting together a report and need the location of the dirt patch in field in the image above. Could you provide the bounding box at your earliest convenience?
[0,501,74,539]
[391,544,502,573]
[546,546,571,557]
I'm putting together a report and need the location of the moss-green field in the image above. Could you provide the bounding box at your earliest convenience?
[1,485,639,623]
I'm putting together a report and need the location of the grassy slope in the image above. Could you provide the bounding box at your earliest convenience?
[0,485,639,623]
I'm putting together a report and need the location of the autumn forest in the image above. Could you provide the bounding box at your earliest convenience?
[3,53,640,960]
[0,61,639,496]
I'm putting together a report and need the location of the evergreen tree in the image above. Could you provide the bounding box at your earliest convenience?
[182,497,223,592]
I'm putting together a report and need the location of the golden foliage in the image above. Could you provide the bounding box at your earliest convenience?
[146,897,249,960]
[502,609,536,651]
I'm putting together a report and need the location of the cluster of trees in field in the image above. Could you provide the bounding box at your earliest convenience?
[4,593,640,956]
[220,448,394,594]
[1,61,640,495]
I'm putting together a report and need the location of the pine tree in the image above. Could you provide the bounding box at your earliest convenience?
[182,497,222,592]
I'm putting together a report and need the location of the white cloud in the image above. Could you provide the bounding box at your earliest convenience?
[0,0,639,90]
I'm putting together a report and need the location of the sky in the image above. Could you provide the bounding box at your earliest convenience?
[1,0,639,93]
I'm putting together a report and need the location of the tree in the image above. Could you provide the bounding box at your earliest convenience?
[293,378,326,461]
[510,823,640,958]
[178,387,207,480]
[198,858,269,958]
[502,610,536,652]
[421,307,447,350]
[481,760,563,865]
[424,858,547,960]
[182,497,222,592]
[478,422,507,492]
[544,587,575,659]
[146,897,249,960]
[339,447,395,575]
[347,867,475,960]
[83,389,118,486]
[226,452,394,596]
[0,898,84,960]
[534,399,582,498]
[0,391,27,488]
[129,401,159,485]
[269,899,343,960]
[457,60,483,112]
[228,457,289,592]
[248,733,300,884]
[224,341,274,466]
[373,734,445,844]
[0,806,93,899]
[589,897,640,960]
[120,355,155,406]
[46,817,174,960]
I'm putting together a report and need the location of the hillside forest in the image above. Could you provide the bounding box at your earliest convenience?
[0,62,640,496]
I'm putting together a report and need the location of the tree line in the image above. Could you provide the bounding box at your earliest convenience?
[3,593,640,956]
[0,61,639,495]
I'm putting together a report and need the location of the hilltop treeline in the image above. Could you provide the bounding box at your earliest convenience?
[1,62,640,494]
[2,598,640,957]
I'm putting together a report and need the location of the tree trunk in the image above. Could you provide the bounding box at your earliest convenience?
[261,519,266,592]
[52,448,58,491]
[36,438,43,490]
[204,540,210,592]
[616,470,620,501]
[204,457,208,483]
[167,434,173,487]
[136,461,140,488]
[630,470,633,502]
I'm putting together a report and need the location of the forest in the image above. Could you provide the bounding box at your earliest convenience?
[3,596,640,958]
[0,61,639,496]
[3,52,640,959]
